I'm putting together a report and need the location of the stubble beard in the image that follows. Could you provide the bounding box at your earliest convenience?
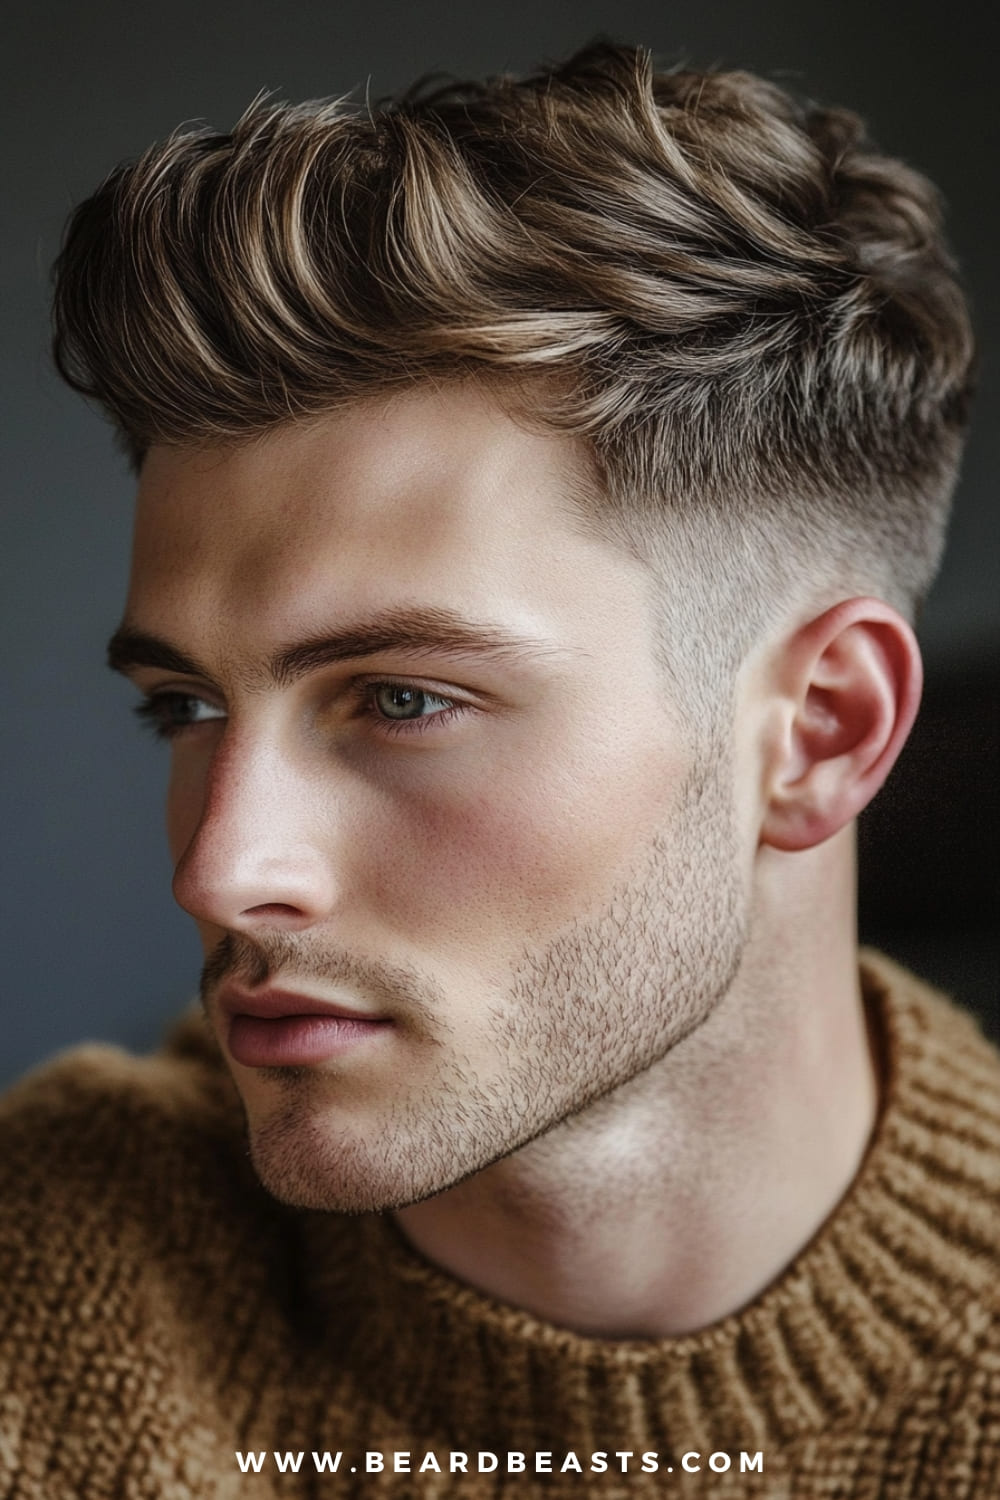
[205,749,748,1215]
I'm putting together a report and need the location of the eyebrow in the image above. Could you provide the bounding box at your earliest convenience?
[107,606,572,688]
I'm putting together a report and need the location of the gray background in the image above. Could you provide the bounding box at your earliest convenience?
[3,0,997,1087]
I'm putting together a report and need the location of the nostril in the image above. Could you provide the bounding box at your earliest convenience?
[243,903,311,919]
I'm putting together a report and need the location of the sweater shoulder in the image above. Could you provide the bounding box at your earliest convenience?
[0,1021,333,1493]
[0,1011,288,1304]
[854,953,1000,1345]
[0,1009,245,1195]
[862,949,1000,1142]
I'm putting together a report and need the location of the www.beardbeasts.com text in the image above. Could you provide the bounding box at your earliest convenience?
[235,1449,766,1477]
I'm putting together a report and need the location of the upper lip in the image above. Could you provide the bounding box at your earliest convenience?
[218,985,388,1022]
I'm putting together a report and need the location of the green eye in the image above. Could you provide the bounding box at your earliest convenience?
[372,685,451,720]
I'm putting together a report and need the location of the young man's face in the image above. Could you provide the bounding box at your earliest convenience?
[120,384,751,1211]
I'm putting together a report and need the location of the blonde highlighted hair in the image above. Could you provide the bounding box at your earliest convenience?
[53,41,974,674]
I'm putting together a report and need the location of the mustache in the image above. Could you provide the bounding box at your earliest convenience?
[199,931,447,1031]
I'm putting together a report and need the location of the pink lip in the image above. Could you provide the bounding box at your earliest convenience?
[218,986,392,1067]
[218,984,385,1022]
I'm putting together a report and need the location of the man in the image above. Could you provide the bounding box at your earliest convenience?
[1,40,996,1499]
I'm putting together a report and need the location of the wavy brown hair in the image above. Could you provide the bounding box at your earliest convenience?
[52,42,974,688]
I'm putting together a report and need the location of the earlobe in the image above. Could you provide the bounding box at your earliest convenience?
[760,599,923,853]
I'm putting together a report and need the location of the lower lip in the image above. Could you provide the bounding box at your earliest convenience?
[227,1013,391,1067]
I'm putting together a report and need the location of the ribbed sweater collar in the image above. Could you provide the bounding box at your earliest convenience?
[299,952,999,1454]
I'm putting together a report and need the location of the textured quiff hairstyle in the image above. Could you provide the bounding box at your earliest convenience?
[53,41,974,696]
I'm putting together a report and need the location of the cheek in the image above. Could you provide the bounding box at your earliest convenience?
[363,750,684,946]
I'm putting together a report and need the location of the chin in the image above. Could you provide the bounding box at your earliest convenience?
[242,1099,464,1215]
[247,1119,393,1213]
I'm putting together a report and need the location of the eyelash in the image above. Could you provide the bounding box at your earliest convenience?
[132,679,470,742]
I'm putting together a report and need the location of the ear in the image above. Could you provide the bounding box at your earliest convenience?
[760,598,923,853]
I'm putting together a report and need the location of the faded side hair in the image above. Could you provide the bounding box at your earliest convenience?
[52,40,975,686]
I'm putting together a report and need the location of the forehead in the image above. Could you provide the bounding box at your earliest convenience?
[127,385,655,655]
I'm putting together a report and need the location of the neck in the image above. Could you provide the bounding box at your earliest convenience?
[393,828,878,1337]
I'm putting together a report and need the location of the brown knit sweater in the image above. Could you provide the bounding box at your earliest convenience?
[1,952,998,1499]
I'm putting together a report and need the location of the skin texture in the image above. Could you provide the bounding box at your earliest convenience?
[119,383,922,1336]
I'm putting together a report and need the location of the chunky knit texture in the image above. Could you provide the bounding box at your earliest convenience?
[1,952,998,1498]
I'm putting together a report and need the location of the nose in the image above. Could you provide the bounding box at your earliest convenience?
[170,731,340,933]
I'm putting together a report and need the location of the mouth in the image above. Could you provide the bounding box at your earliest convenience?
[218,985,393,1068]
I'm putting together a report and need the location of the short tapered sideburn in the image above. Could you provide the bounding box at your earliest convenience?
[53,41,974,681]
